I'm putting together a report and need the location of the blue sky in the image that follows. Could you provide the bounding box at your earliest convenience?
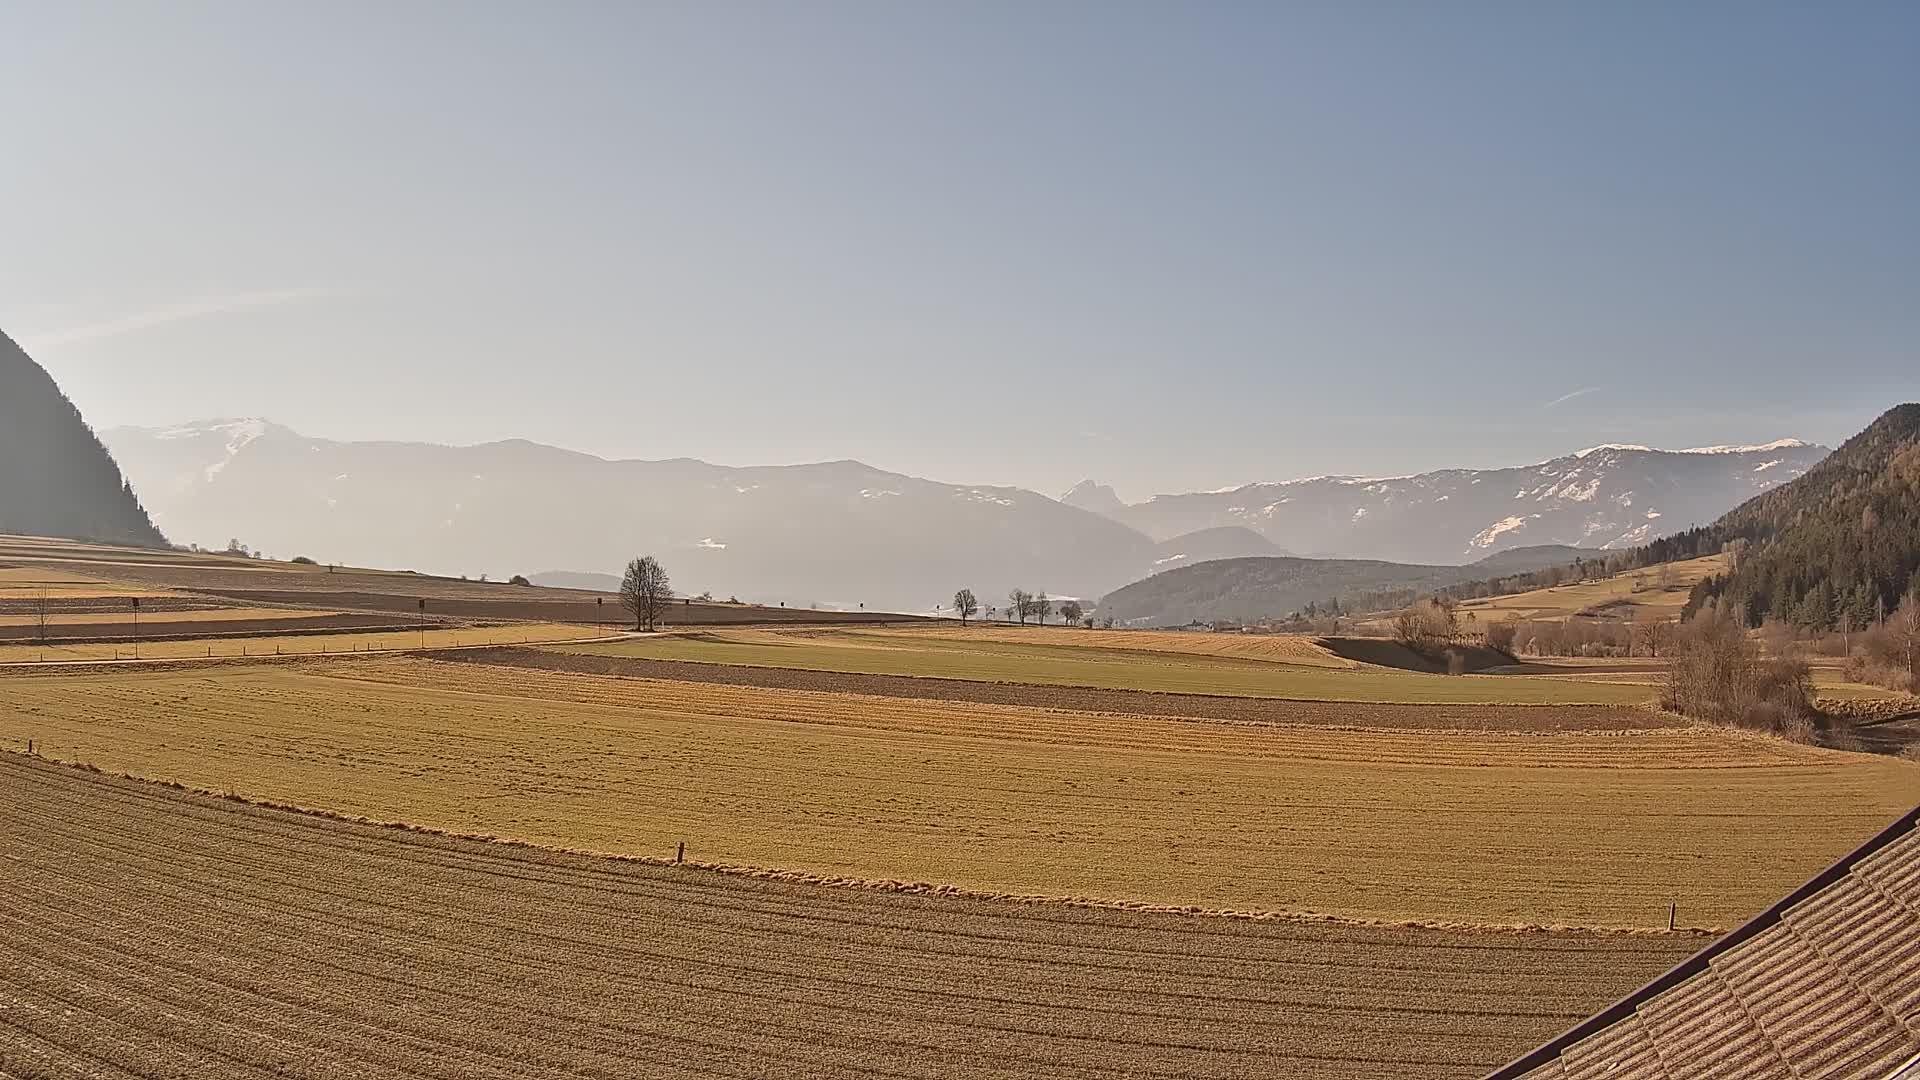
[3,2,1914,499]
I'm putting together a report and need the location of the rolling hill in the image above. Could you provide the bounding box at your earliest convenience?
[0,328,165,547]
[1098,544,1606,627]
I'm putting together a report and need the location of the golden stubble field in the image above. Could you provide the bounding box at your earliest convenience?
[1453,553,1728,624]
[7,656,1914,929]
[0,563,183,600]
[556,628,1658,704]
[897,625,1362,667]
[0,755,1704,1080]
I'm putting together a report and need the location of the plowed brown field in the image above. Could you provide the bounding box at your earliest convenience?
[0,622,598,663]
[0,754,1700,1080]
[6,657,1915,927]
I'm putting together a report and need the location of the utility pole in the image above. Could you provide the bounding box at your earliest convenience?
[418,598,427,648]
[132,596,140,660]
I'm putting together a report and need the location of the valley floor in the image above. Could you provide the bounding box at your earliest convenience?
[5,655,1913,928]
[5,536,1917,1079]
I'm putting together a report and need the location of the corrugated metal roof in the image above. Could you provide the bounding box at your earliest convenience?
[1489,806,1920,1080]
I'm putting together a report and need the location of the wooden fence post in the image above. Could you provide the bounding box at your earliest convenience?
[676,841,685,864]
[1669,903,1676,931]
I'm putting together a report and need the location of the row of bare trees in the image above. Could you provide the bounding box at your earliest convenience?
[949,588,1087,627]
[1391,597,1457,652]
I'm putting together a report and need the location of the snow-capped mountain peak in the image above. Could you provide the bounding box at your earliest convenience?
[1093,439,1829,563]
[1677,438,1813,454]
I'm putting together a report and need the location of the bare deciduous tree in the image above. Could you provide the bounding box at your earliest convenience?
[1632,609,1673,658]
[1894,596,1920,685]
[1854,594,1920,693]
[1484,617,1519,654]
[1034,591,1050,626]
[1392,597,1456,653]
[620,555,672,631]
[1057,600,1084,627]
[1008,588,1031,625]
[34,589,50,645]
[952,588,979,626]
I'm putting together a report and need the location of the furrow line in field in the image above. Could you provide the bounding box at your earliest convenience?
[0,757,1695,1077]
[5,833,1566,1043]
[6,812,1559,1068]
[2,757,1705,962]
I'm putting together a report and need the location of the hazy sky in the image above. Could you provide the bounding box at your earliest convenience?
[4,2,1915,500]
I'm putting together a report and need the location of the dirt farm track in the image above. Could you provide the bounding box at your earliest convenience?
[0,755,1698,1080]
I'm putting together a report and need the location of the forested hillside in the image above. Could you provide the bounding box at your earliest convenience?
[0,329,166,547]
[1684,404,1920,628]
[1096,545,1603,626]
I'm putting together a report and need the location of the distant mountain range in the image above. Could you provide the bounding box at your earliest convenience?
[101,420,1165,611]
[102,419,1825,612]
[0,329,164,547]
[1065,440,1828,563]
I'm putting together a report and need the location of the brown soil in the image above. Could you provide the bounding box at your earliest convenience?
[446,646,1677,732]
[0,596,228,615]
[0,753,1699,1079]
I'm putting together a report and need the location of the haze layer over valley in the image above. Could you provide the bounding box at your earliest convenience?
[105,418,1825,611]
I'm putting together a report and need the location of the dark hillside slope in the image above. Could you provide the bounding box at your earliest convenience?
[1098,542,1609,626]
[1101,555,1483,626]
[0,329,164,546]
[1685,404,1920,627]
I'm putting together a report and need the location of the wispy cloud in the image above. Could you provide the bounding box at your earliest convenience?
[26,288,332,347]
[1542,386,1601,410]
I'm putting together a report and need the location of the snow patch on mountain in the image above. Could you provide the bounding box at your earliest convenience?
[199,420,269,483]
[1472,515,1534,548]
[1681,439,1812,454]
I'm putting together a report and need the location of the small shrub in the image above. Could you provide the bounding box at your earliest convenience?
[290,555,317,565]
[1822,722,1866,753]
[1774,711,1818,746]
[508,575,532,586]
